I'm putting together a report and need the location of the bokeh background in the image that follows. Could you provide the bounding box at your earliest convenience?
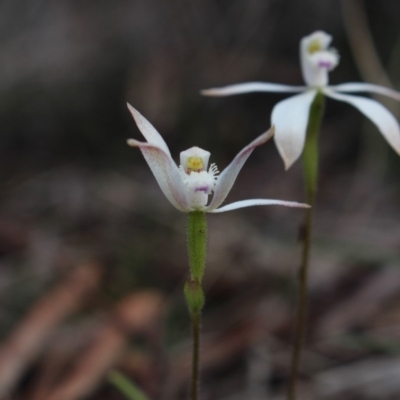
[1,0,400,399]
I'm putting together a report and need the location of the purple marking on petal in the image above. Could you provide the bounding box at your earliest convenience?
[195,186,209,193]
[318,60,332,69]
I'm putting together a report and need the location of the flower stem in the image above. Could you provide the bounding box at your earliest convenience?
[287,92,325,400]
[185,211,207,400]
[190,311,201,400]
[187,211,208,282]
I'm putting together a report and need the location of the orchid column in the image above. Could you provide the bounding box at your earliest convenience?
[126,104,308,400]
[202,31,400,400]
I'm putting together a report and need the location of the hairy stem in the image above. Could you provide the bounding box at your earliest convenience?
[187,212,208,282]
[287,92,325,400]
[185,211,207,400]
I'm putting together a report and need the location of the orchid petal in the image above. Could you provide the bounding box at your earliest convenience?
[330,83,400,101]
[272,90,318,170]
[209,199,310,213]
[324,90,400,155]
[127,139,189,211]
[127,104,171,156]
[201,82,306,96]
[205,127,274,212]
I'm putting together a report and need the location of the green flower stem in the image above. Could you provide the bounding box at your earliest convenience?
[108,370,150,400]
[288,92,325,400]
[302,92,325,201]
[187,211,208,282]
[185,211,207,400]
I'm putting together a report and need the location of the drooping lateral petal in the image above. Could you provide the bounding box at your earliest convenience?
[325,90,400,155]
[201,82,306,96]
[127,104,171,155]
[209,199,310,213]
[272,90,317,170]
[331,83,400,101]
[204,127,274,212]
[127,139,189,211]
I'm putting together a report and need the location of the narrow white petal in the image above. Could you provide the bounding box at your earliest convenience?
[331,82,400,101]
[325,91,400,155]
[209,199,310,213]
[127,139,189,211]
[205,127,274,212]
[272,90,317,170]
[127,104,171,155]
[201,82,306,96]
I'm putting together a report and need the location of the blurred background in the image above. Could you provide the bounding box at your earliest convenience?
[1,0,400,399]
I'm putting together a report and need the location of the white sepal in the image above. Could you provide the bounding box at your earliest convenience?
[324,90,400,155]
[201,82,306,96]
[272,90,317,170]
[127,139,190,211]
[210,199,310,213]
[331,82,400,101]
[127,103,171,155]
[205,127,275,212]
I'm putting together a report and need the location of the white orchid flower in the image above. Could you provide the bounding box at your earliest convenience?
[126,104,308,213]
[202,30,400,170]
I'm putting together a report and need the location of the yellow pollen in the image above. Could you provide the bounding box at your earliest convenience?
[308,39,322,54]
[186,156,204,173]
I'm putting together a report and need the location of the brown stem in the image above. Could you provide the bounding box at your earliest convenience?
[190,312,201,400]
[287,200,314,400]
[287,93,324,400]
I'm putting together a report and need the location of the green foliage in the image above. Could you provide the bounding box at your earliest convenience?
[108,370,150,400]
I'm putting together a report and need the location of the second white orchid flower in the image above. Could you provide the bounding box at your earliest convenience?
[126,104,308,213]
[202,30,400,169]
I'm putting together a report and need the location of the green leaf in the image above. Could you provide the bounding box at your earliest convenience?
[108,370,150,400]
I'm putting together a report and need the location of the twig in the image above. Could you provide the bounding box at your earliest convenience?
[0,263,101,399]
[41,291,164,400]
